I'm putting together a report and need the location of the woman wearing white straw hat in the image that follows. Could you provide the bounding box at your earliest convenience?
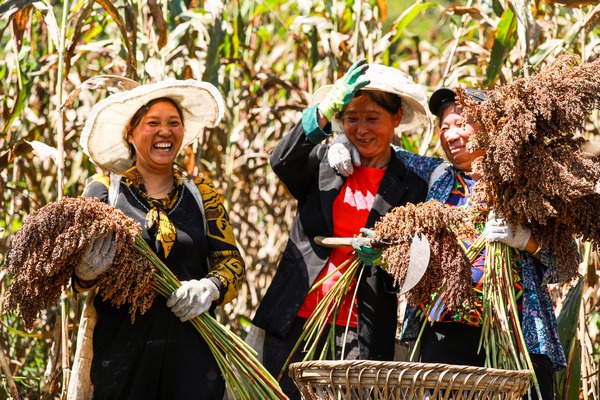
[72,80,245,399]
[250,60,433,399]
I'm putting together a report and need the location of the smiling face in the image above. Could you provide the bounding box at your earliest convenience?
[342,92,402,168]
[128,100,184,174]
[439,103,485,172]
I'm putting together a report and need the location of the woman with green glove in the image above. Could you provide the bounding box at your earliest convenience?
[250,60,433,399]
[328,87,574,400]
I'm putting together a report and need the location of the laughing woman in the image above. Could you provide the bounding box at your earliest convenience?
[71,80,245,400]
[251,60,433,399]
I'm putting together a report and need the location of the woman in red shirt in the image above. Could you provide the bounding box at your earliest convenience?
[251,60,433,399]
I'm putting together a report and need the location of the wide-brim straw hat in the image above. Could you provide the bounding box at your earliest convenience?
[310,64,433,138]
[80,79,225,175]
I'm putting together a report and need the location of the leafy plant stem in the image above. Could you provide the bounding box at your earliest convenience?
[482,241,541,398]
[278,257,361,381]
[413,233,486,361]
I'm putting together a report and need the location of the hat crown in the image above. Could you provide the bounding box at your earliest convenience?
[361,64,428,104]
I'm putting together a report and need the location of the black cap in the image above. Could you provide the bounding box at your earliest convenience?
[428,87,487,117]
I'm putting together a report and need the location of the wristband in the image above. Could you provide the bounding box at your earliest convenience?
[530,243,542,257]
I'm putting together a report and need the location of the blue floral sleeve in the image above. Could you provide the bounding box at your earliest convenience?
[392,145,444,182]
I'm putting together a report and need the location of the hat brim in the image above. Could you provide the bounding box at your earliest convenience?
[81,79,224,175]
[310,64,433,138]
[428,88,456,117]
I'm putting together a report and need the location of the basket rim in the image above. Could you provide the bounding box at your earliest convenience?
[289,360,532,377]
[289,360,533,396]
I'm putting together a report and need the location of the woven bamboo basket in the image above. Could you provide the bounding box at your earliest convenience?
[289,360,532,400]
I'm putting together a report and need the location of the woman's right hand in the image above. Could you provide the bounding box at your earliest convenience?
[317,59,370,121]
[75,233,117,281]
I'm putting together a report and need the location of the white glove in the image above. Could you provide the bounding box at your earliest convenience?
[484,210,531,250]
[75,234,117,281]
[328,133,361,177]
[166,278,220,322]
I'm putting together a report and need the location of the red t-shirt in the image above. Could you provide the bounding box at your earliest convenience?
[297,166,386,327]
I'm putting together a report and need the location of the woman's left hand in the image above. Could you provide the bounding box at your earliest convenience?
[318,59,370,121]
[167,278,220,322]
[328,133,361,177]
[484,210,531,250]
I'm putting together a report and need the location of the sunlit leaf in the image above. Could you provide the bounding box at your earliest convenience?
[25,140,58,163]
[61,75,140,110]
[509,0,534,58]
[550,0,600,5]
[93,0,136,72]
[566,4,600,48]
[529,39,564,67]
[0,0,35,18]
[442,5,483,18]
[64,0,95,76]
[148,0,167,50]
[1,79,29,137]
[9,3,31,52]
[31,1,61,50]
[389,1,439,43]
[484,6,517,86]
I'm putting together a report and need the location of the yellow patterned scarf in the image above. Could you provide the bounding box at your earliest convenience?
[123,167,183,258]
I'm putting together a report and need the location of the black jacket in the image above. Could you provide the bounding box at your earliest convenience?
[253,121,428,360]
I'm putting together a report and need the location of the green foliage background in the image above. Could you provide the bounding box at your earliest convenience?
[0,0,598,398]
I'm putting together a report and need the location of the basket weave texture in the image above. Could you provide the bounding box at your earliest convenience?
[289,360,532,400]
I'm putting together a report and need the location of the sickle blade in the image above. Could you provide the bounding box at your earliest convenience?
[399,234,430,295]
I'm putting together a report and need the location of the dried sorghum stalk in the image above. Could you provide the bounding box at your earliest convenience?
[459,54,600,278]
[372,200,476,310]
[4,196,156,331]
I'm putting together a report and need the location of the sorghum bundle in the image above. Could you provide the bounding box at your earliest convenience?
[371,200,477,310]
[460,54,600,278]
[4,196,156,330]
[4,197,286,398]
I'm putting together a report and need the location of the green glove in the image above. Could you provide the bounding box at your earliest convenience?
[318,59,370,121]
[351,228,385,268]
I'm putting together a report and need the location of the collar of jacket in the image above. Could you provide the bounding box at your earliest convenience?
[318,147,410,233]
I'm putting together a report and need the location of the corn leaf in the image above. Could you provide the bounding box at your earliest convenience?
[555,277,584,399]
[484,6,517,86]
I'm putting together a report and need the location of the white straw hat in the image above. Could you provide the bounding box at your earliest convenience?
[310,64,433,138]
[80,79,225,175]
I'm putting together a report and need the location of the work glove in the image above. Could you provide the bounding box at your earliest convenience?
[75,234,117,281]
[328,133,361,177]
[351,228,385,267]
[484,210,531,250]
[167,278,220,322]
[318,59,370,121]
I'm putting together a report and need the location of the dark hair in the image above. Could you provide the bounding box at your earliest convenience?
[350,90,403,115]
[436,100,456,126]
[125,97,184,159]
